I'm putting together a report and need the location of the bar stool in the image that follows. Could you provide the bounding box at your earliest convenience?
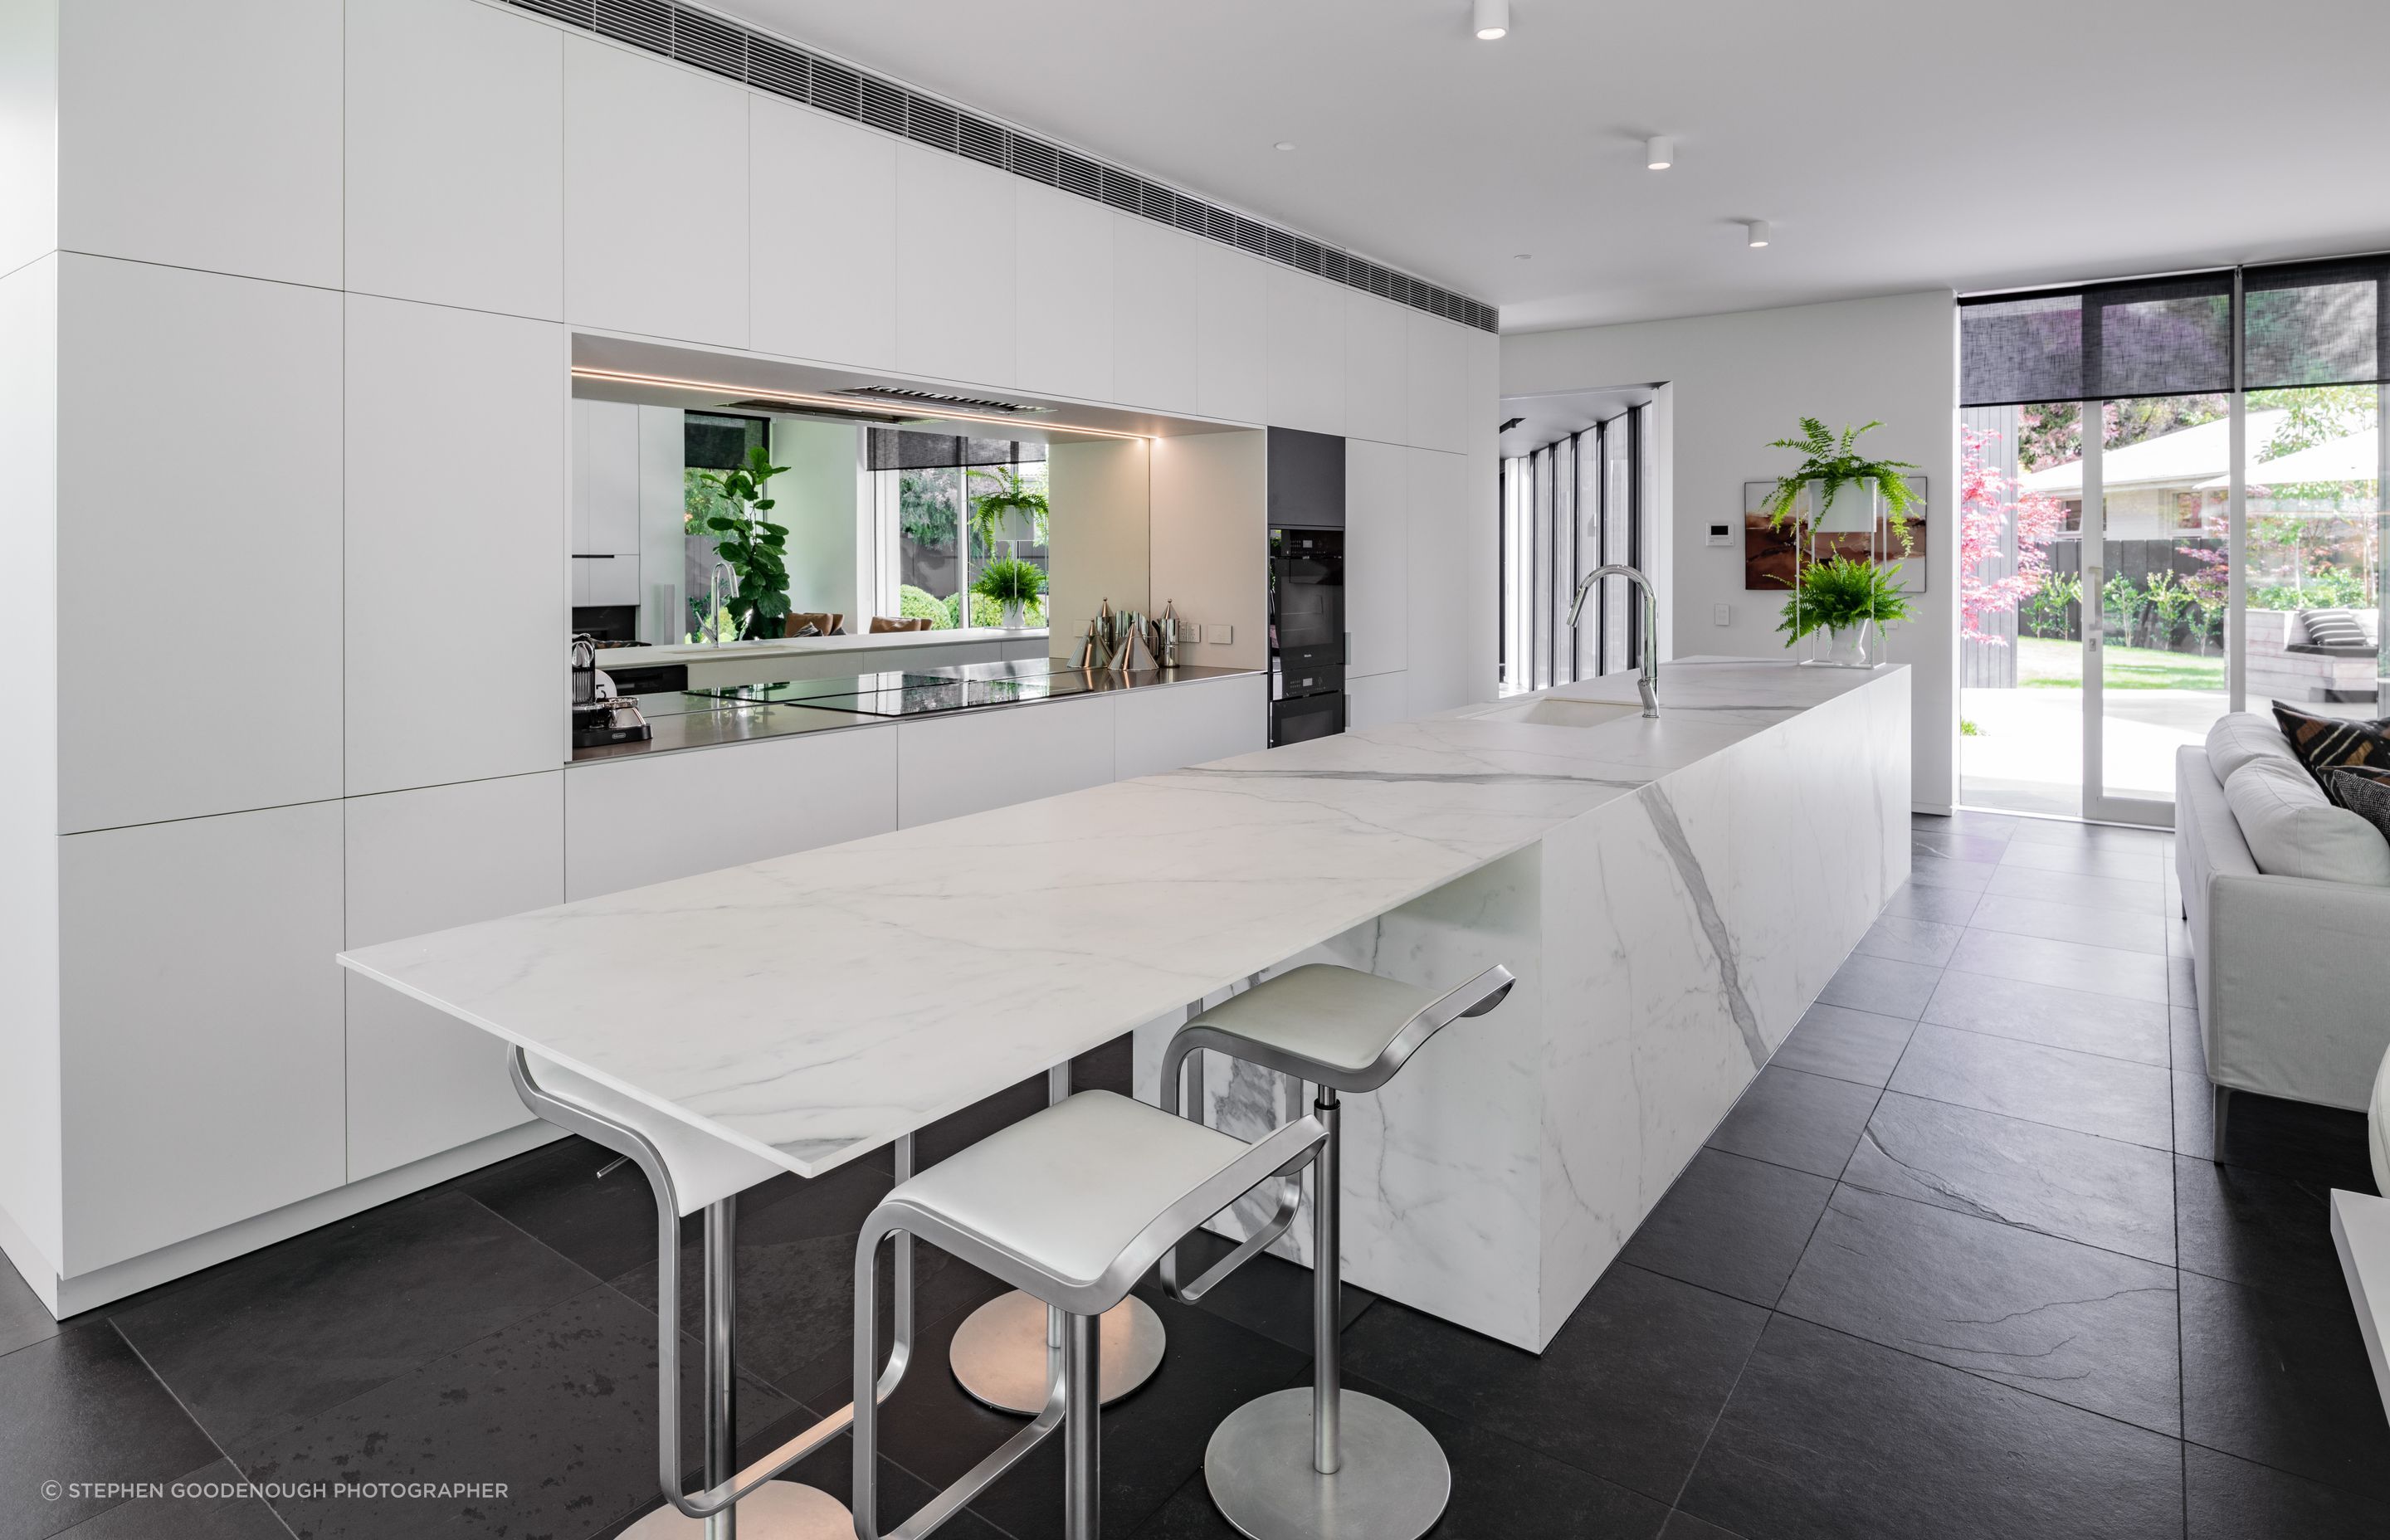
[852,1090,1329,1540]
[1160,962,1515,1540]
[510,1049,915,1538]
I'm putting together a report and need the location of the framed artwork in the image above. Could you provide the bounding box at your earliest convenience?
[1743,479,1928,595]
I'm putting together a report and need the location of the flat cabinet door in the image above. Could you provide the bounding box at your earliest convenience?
[1114,677,1266,779]
[1266,268,1345,435]
[1344,439,1409,680]
[1196,242,1268,423]
[563,37,749,348]
[1344,292,1408,446]
[1016,183,1114,401]
[1112,213,1199,414]
[1345,670,1408,729]
[344,773,562,1181]
[1405,447,1478,714]
[60,802,346,1274]
[896,694,1116,826]
[1407,312,1471,454]
[897,144,1016,388]
[750,100,897,370]
[346,0,563,320]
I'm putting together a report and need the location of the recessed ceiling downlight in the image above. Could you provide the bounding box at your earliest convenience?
[1473,0,1509,40]
[1744,220,1772,248]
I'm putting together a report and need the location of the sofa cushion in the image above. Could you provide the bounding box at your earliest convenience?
[2332,768,2390,846]
[2224,757,2390,885]
[2206,712,2300,782]
[2270,703,2390,803]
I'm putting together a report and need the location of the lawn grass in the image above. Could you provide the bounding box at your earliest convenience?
[2016,635,2225,690]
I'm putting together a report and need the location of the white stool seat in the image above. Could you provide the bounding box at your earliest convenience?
[532,1057,785,1216]
[1186,966,1439,1079]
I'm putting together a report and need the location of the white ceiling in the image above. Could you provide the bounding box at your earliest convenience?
[715,0,2390,334]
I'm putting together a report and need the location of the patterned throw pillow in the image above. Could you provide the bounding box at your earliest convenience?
[2332,768,2390,844]
[2271,704,2390,804]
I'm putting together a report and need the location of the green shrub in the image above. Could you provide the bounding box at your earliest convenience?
[897,584,955,629]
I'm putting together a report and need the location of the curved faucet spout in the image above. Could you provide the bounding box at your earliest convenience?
[1567,563,1661,718]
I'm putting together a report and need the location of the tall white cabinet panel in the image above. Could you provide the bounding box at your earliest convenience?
[0,0,58,278]
[1266,269,1344,435]
[57,258,342,833]
[1407,313,1471,454]
[571,398,641,607]
[1195,242,1268,424]
[1112,215,1199,415]
[1405,447,1479,715]
[59,802,344,1274]
[749,100,897,370]
[563,37,748,348]
[1343,294,1408,446]
[1344,439,1409,680]
[348,296,566,797]
[1344,670,1407,730]
[57,0,340,288]
[1113,677,1265,781]
[1015,183,1114,402]
[565,726,898,900]
[345,772,561,1181]
[345,0,561,320]
[896,695,1115,826]
[896,144,1015,388]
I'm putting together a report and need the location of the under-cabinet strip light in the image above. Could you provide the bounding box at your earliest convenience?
[569,367,1158,441]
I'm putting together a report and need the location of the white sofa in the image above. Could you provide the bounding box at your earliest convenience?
[2175,714,2390,1153]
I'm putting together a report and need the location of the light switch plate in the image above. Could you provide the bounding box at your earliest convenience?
[1205,624,1232,645]
[1714,604,1732,626]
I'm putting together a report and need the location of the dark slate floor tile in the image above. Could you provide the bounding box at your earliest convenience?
[1777,1185,2180,1435]
[232,1283,797,1540]
[1844,1092,2175,1266]
[1768,1003,1914,1088]
[1964,892,2168,955]
[1339,1264,1766,1505]
[1163,1229,1375,1358]
[2211,1092,2378,1194]
[2174,1156,2348,1304]
[1616,1149,1832,1309]
[1852,914,1963,967]
[1938,810,2022,840]
[1890,1024,2173,1150]
[109,1189,598,1452]
[0,1264,56,1362]
[2175,1070,2213,1157]
[1705,1066,1880,1180]
[1815,953,1942,1020]
[1677,1314,2183,1540]
[2171,1005,2204,1075]
[1880,881,1984,924]
[0,1322,222,1540]
[450,1133,685,1284]
[605,1455,1012,1540]
[1921,970,2171,1066]
[1913,830,2011,864]
[2183,1443,2390,1540]
[1983,865,2163,913]
[1946,929,2170,1004]
[2168,955,2197,1006]
[1994,841,2166,883]
[1907,853,1998,892]
[49,1457,291,1540]
[1659,1511,1745,1539]
[2180,1268,2390,1504]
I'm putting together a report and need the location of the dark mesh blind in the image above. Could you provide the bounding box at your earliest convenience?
[865,428,1049,470]
[2090,276,2233,398]
[1962,294,2084,406]
[2245,256,2390,389]
[685,412,765,470]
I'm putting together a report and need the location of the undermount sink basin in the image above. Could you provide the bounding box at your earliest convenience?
[1483,697,1645,729]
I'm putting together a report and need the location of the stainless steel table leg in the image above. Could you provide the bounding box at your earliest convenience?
[1063,1310,1102,1540]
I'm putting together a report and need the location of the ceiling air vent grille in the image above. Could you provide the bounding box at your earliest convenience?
[502,0,1496,333]
[837,386,1046,415]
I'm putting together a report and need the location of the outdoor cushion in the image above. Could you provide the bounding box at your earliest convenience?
[2224,756,2390,886]
[2300,609,2373,650]
[2206,712,2300,782]
[2271,704,2390,803]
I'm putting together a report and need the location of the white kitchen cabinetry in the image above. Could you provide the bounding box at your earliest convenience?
[750,100,897,370]
[1344,438,1409,680]
[1344,670,1408,730]
[1114,676,1265,780]
[348,295,566,798]
[897,144,1016,389]
[1016,183,1115,402]
[897,695,1115,826]
[345,772,561,1181]
[1405,446,1479,715]
[1112,215,1199,415]
[57,257,343,833]
[563,36,748,348]
[1266,269,1346,436]
[572,398,641,607]
[1343,293,1409,446]
[58,0,340,288]
[58,802,345,1274]
[565,725,898,899]
[345,0,563,321]
[1407,312,1471,454]
[1195,242,1269,424]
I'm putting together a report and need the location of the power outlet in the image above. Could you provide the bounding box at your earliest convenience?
[1205,623,1232,646]
[1714,603,1732,626]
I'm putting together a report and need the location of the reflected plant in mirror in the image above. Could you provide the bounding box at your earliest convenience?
[973,558,1049,631]
[690,444,793,640]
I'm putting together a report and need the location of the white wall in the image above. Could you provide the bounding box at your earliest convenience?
[1503,291,1958,811]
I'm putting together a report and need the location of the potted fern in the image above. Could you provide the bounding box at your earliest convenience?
[973,558,1047,630]
[1761,417,1922,539]
[1778,553,1912,667]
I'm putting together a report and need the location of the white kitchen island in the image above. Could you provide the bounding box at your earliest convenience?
[341,658,1907,1352]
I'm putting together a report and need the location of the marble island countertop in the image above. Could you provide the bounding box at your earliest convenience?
[346,657,1903,1181]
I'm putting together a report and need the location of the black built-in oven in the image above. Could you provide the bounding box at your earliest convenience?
[1269,527,1345,745]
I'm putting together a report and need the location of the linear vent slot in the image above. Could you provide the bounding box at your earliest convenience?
[1139,183,1176,224]
[810,56,861,117]
[1291,237,1324,275]
[1057,149,1104,201]
[1236,218,1268,257]
[1320,249,1349,285]
[1009,134,1060,186]
[1204,206,1236,244]
[1364,262,1393,300]
[839,385,1043,414]
[513,0,594,24]
[1173,196,1210,236]
[746,35,807,100]
[958,115,1007,168]
[1264,228,1297,266]
[905,95,957,151]
[671,7,744,80]
[595,0,671,55]
[1100,167,1143,214]
[857,74,905,134]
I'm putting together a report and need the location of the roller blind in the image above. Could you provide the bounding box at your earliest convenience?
[865,428,1050,471]
[1960,271,2232,407]
[2243,256,2390,390]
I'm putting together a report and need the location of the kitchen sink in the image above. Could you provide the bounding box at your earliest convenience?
[1479,697,1646,729]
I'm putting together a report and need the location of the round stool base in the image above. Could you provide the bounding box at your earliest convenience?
[616,1479,851,1538]
[1204,1388,1451,1540]
[949,1290,1165,1413]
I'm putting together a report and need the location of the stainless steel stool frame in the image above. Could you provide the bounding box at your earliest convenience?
[510,1049,914,1532]
[851,1107,1331,1540]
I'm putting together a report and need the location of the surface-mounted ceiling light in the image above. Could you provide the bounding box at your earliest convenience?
[1513,252,1531,261]
[1274,141,1295,151]
[1645,136,1674,170]
[1473,0,1509,40]
[1744,220,1771,248]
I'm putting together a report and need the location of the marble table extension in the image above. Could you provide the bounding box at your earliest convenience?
[340,658,1909,1352]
